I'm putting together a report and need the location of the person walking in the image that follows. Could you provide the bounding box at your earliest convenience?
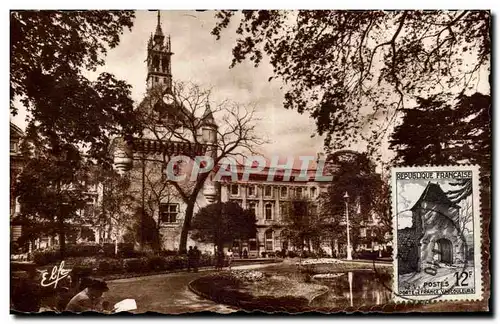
[192,246,201,272]
[216,248,224,271]
[227,248,234,270]
[187,246,194,272]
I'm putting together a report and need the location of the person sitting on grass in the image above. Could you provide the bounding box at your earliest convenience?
[65,278,110,313]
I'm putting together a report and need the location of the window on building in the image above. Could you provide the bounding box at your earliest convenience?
[248,185,256,197]
[231,184,239,196]
[264,186,272,197]
[265,203,273,220]
[265,230,273,251]
[296,187,303,198]
[249,202,257,216]
[10,140,17,153]
[80,201,95,219]
[160,203,178,223]
[310,187,317,198]
[249,238,257,251]
[279,202,285,219]
[280,186,287,198]
[310,204,318,217]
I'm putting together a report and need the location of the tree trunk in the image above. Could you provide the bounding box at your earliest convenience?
[179,200,195,254]
[58,216,66,260]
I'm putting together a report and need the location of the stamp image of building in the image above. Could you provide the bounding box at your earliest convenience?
[398,182,466,275]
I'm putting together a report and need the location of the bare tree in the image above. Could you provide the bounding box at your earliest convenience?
[457,196,473,236]
[135,81,265,253]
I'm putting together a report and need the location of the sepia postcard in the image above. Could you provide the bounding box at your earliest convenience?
[9,9,491,315]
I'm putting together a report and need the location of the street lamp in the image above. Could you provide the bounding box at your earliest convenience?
[343,191,352,260]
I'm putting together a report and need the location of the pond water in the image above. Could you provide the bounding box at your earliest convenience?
[260,262,392,310]
[310,270,392,309]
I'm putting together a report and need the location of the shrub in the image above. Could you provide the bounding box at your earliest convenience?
[287,250,298,258]
[198,254,214,267]
[97,259,123,275]
[123,258,149,273]
[159,250,178,257]
[33,250,59,265]
[275,250,286,258]
[261,252,267,258]
[354,250,378,260]
[316,248,327,258]
[165,255,188,270]
[148,256,167,271]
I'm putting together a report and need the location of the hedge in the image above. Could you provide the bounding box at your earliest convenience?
[32,243,144,266]
[52,254,214,277]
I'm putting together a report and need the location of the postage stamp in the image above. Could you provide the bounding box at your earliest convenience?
[392,165,482,302]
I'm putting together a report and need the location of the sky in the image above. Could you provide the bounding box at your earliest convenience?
[11,10,326,166]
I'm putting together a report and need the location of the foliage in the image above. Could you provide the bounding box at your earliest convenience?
[14,143,93,258]
[280,197,322,251]
[122,208,162,251]
[191,201,257,250]
[319,151,389,248]
[11,10,138,164]
[32,243,137,265]
[390,92,491,168]
[212,10,490,154]
[95,168,137,248]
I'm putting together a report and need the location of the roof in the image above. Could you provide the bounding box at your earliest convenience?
[137,91,193,124]
[10,122,24,138]
[201,102,216,127]
[410,182,459,211]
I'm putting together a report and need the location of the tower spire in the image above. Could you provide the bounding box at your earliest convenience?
[147,10,173,91]
[155,10,164,38]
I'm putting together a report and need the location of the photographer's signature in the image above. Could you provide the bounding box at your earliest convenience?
[39,261,71,288]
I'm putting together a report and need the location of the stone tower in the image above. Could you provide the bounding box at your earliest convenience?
[146,10,173,92]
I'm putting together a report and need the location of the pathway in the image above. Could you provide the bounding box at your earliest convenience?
[105,262,280,314]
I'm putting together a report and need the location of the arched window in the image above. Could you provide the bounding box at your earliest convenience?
[264,186,272,197]
[265,229,273,251]
[265,203,273,220]
[152,55,160,71]
[310,187,317,198]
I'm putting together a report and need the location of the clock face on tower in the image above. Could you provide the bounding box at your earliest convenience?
[163,93,175,105]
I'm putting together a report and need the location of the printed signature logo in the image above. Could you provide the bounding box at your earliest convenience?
[39,261,71,288]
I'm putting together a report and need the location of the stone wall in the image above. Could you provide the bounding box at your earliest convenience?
[397,227,421,275]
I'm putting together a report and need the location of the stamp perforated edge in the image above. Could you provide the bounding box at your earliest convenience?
[390,165,483,303]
